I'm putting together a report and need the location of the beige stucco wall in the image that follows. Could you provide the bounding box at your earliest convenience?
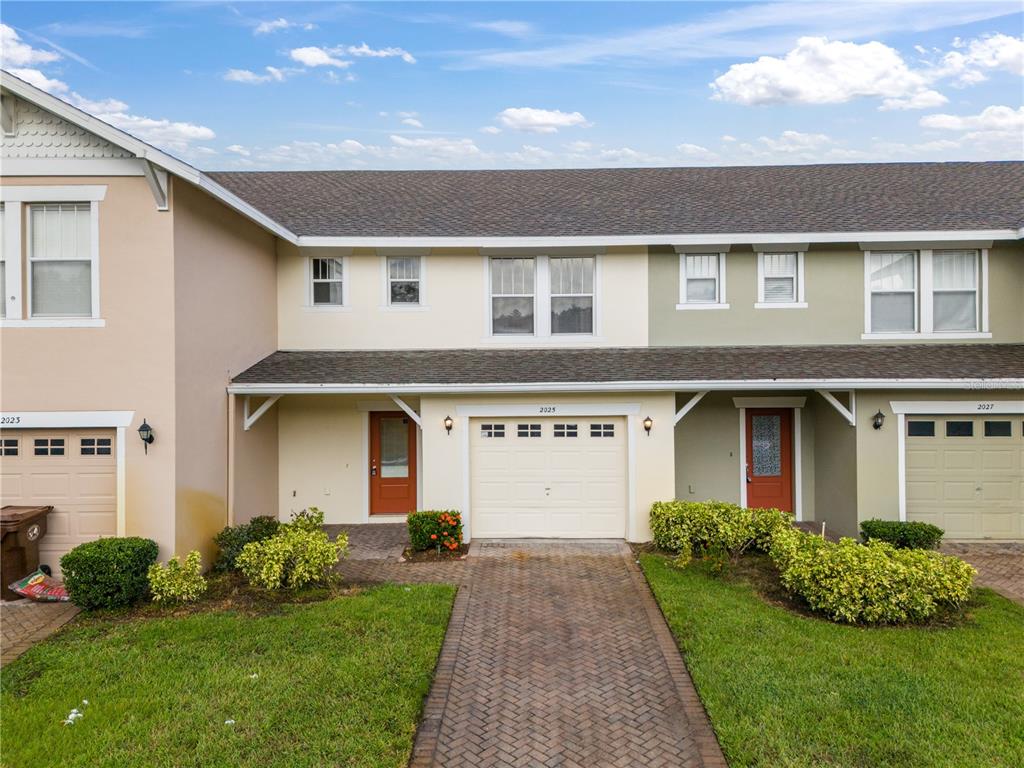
[277,245,649,350]
[171,179,278,562]
[673,391,816,520]
[854,389,1024,528]
[810,397,859,538]
[0,175,178,556]
[649,243,1024,346]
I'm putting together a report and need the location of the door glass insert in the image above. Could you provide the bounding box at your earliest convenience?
[751,415,781,476]
[380,418,409,478]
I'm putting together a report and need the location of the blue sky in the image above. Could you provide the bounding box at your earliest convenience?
[1,1,1022,169]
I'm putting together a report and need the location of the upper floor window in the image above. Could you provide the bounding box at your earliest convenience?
[864,249,985,338]
[488,254,596,337]
[387,256,421,306]
[311,257,344,306]
[490,257,535,335]
[550,256,594,334]
[29,203,93,318]
[678,252,727,309]
[756,252,805,308]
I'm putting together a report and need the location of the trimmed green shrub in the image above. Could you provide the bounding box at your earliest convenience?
[769,526,975,624]
[60,537,160,610]
[649,500,791,566]
[236,512,347,590]
[213,515,280,572]
[860,519,944,550]
[407,511,463,552]
[148,551,207,603]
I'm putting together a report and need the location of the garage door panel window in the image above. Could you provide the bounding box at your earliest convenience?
[946,421,974,437]
[984,421,1012,438]
[480,423,505,438]
[517,424,541,438]
[554,423,578,438]
[907,420,935,437]
[2,438,18,456]
[34,438,65,456]
[81,437,112,456]
[29,204,93,318]
[590,423,615,438]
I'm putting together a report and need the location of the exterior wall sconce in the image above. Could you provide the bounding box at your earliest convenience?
[138,418,155,453]
[872,410,885,430]
[444,415,453,435]
[643,416,653,435]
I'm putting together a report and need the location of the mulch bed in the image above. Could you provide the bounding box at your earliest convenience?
[401,545,470,563]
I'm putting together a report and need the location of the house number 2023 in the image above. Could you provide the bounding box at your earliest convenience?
[538,406,557,413]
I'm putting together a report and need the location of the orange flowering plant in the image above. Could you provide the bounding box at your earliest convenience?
[407,510,463,552]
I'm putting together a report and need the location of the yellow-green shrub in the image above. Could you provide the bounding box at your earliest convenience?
[147,551,207,603]
[649,500,791,565]
[237,520,347,590]
[769,526,975,624]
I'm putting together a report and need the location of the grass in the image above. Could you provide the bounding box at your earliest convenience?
[641,553,1024,768]
[1,583,456,768]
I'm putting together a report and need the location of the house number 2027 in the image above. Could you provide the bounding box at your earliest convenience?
[976,403,995,410]
[539,406,557,413]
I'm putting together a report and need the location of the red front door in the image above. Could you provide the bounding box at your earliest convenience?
[745,408,794,512]
[369,412,417,515]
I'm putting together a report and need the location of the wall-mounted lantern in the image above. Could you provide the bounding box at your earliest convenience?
[443,415,454,435]
[138,419,155,453]
[642,416,653,435]
[872,410,885,430]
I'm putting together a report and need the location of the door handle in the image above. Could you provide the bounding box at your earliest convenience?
[370,463,378,477]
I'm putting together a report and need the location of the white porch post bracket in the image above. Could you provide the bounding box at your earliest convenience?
[816,389,856,426]
[142,159,169,211]
[674,391,709,425]
[243,395,281,431]
[390,395,423,428]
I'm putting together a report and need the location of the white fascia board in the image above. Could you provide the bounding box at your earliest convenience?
[227,378,1024,396]
[890,400,1024,415]
[0,71,296,243]
[295,230,1019,249]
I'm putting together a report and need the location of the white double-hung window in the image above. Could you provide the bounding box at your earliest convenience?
[864,248,986,337]
[311,257,345,306]
[490,257,536,335]
[756,252,805,307]
[29,203,94,318]
[386,255,422,305]
[677,252,727,308]
[488,254,597,337]
[549,256,594,334]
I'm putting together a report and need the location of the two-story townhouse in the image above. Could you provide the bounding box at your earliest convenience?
[0,72,282,569]
[2,71,1022,573]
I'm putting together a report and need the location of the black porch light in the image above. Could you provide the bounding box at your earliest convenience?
[138,418,155,453]
[643,416,653,435]
[443,415,454,435]
[872,410,885,430]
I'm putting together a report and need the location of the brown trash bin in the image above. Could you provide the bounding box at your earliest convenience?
[1,505,53,601]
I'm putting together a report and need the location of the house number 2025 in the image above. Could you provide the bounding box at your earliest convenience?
[539,406,557,413]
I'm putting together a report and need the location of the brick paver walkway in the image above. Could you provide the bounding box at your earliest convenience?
[410,540,725,768]
[0,599,79,666]
[942,542,1024,605]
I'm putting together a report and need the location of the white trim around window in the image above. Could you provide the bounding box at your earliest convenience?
[306,254,350,311]
[862,248,991,339]
[755,251,806,308]
[380,253,428,310]
[676,252,729,310]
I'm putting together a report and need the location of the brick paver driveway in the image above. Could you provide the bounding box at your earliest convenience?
[942,542,1024,605]
[0,599,79,667]
[410,541,725,768]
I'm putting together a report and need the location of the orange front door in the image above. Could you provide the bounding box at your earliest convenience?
[745,408,794,512]
[369,412,418,515]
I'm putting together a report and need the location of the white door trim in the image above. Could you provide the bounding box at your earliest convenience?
[455,402,641,541]
[897,413,907,522]
[735,402,804,521]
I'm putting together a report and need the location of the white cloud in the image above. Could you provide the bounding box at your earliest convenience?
[598,147,658,163]
[0,23,62,67]
[676,142,717,160]
[69,94,129,113]
[935,33,1024,84]
[471,20,534,38]
[289,46,350,68]
[7,67,68,93]
[401,117,424,128]
[388,134,483,158]
[254,18,314,35]
[721,134,737,142]
[226,144,251,156]
[497,107,589,133]
[564,140,593,152]
[505,144,555,164]
[879,90,948,111]
[224,66,291,84]
[756,130,834,152]
[480,125,502,134]
[101,112,215,153]
[346,43,416,64]
[919,104,1024,132]
[711,36,936,107]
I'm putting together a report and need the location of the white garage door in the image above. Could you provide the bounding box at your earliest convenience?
[906,416,1023,540]
[0,429,117,576]
[470,417,627,538]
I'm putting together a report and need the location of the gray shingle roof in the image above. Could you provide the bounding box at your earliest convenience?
[207,162,1024,238]
[231,344,1024,387]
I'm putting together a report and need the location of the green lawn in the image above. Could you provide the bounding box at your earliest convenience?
[1,583,455,768]
[641,554,1024,768]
